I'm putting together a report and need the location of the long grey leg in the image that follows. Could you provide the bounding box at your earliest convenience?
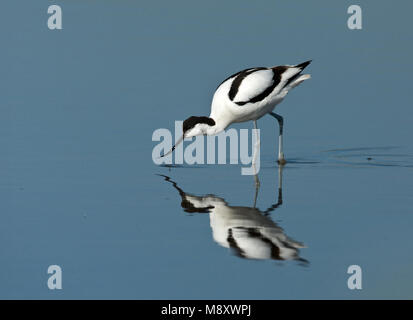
[270,112,286,164]
[252,120,260,188]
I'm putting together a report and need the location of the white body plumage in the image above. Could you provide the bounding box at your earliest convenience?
[163,61,312,163]
[207,62,312,135]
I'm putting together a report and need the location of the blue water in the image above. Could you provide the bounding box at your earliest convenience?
[1,1,413,299]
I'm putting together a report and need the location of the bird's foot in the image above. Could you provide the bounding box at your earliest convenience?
[277,157,287,166]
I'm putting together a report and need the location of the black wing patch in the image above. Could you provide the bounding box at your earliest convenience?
[228,68,267,101]
[231,66,288,106]
[216,67,258,90]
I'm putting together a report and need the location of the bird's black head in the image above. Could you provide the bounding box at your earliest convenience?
[183,116,215,136]
[160,116,216,158]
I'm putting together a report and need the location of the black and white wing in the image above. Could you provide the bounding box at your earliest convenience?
[229,68,276,106]
[217,61,311,107]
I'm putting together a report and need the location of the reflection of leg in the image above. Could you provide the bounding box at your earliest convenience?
[252,120,260,187]
[253,178,259,208]
[277,164,283,206]
[263,165,284,215]
[270,112,286,164]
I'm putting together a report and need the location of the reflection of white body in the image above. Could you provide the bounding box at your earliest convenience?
[184,195,305,260]
[161,175,306,262]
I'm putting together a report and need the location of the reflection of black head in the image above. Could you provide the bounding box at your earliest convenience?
[183,116,215,134]
[181,199,214,214]
[158,174,214,214]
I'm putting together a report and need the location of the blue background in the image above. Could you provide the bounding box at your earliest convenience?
[1,0,412,299]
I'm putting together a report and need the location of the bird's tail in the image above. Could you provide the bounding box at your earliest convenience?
[295,60,312,70]
[286,74,311,89]
[283,60,312,89]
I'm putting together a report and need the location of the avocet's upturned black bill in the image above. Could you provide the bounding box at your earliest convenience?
[162,60,312,163]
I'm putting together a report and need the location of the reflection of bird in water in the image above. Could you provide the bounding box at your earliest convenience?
[159,168,307,263]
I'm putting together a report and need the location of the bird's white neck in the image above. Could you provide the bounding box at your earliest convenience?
[205,114,233,136]
[204,121,224,136]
